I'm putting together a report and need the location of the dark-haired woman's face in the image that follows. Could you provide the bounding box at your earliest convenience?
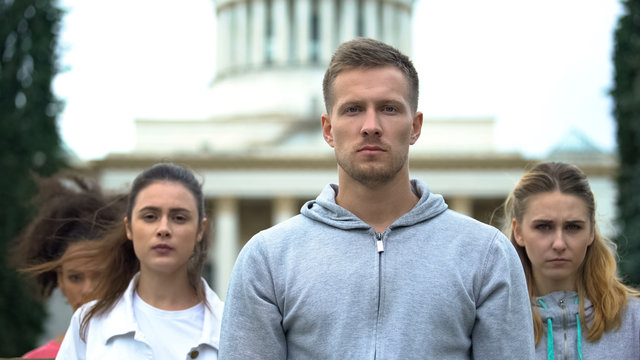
[513,191,594,295]
[125,181,206,277]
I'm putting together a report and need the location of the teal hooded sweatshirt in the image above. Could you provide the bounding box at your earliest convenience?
[219,179,535,359]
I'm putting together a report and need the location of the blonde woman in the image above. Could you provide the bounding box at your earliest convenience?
[504,161,640,359]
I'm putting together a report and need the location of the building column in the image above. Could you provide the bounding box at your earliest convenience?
[381,0,396,46]
[272,197,297,225]
[339,0,358,43]
[362,0,378,39]
[295,0,311,64]
[397,6,411,56]
[250,0,266,68]
[213,197,239,300]
[272,0,290,65]
[449,196,473,217]
[234,2,249,70]
[319,0,335,63]
[216,7,232,75]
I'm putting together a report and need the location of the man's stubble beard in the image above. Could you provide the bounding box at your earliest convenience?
[336,150,409,187]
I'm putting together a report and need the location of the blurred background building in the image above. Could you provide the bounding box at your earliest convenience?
[41,0,616,343]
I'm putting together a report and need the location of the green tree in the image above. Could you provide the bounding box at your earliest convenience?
[0,0,67,355]
[612,0,640,286]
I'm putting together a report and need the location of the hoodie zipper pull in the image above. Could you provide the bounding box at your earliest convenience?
[376,233,384,253]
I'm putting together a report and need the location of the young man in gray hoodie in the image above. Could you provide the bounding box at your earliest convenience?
[219,37,535,359]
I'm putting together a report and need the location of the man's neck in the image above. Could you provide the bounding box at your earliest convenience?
[335,173,419,233]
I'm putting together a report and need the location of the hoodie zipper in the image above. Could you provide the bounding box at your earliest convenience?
[376,232,384,313]
[374,232,384,359]
[559,297,567,360]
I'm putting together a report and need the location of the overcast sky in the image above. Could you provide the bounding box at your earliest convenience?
[54,0,623,160]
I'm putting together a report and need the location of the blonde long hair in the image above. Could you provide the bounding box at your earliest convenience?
[503,161,639,344]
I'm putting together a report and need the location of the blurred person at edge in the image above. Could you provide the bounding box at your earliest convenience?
[504,161,640,359]
[11,174,126,358]
[56,163,224,360]
[219,37,535,359]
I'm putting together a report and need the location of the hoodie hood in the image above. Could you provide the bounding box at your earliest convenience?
[536,291,594,325]
[300,179,448,230]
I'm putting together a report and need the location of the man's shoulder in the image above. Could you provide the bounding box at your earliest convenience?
[434,208,500,234]
[257,213,316,239]
[241,214,318,253]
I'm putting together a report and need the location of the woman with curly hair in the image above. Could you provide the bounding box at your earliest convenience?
[503,161,640,359]
[12,174,125,358]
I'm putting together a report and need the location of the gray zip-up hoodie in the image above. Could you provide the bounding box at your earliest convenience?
[536,291,640,359]
[219,180,535,359]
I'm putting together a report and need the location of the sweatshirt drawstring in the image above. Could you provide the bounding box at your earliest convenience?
[575,297,583,360]
[538,297,584,360]
[538,299,554,360]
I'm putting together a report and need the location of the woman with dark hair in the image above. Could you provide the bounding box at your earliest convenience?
[503,161,640,359]
[56,163,223,360]
[12,175,126,358]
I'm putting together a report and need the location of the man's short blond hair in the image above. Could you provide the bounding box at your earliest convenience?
[322,37,419,113]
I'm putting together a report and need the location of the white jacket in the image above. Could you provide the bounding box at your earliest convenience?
[56,274,224,360]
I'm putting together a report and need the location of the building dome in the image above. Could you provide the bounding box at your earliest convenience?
[214,0,415,78]
[161,0,418,152]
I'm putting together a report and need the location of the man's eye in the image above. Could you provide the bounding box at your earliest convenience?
[345,106,360,113]
[383,105,397,112]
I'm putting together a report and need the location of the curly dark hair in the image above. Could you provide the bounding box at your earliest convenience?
[11,174,126,297]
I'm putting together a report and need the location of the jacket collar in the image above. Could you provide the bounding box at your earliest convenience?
[100,272,224,350]
[199,280,224,349]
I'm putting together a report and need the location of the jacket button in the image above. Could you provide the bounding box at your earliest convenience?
[190,350,199,358]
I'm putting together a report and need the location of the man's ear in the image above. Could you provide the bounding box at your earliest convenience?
[322,114,335,148]
[410,112,423,145]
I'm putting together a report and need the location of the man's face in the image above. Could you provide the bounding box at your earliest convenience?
[322,66,422,187]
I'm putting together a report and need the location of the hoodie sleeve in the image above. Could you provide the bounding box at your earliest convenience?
[471,230,536,359]
[219,234,287,360]
[55,307,87,360]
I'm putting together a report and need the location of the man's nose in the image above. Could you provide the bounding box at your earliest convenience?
[361,109,382,137]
